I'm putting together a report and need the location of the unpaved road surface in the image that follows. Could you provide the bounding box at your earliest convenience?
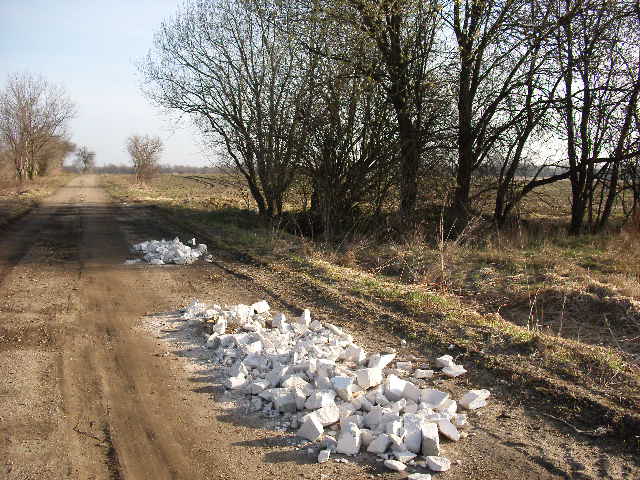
[0,176,637,479]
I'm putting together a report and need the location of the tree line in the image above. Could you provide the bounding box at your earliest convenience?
[140,0,637,236]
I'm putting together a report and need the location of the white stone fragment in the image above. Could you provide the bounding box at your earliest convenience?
[305,390,336,410]
[442,364,467,378]
[408,474,432,480]
[356,368,383,389]
[336,424,361,455]
[318,449,331,463]
[452,413,468,427]
[251,300,270,314]
[385,374,407,401]
[331,376,354,401]
[297,415,324,441]
[414,369,434,379]
[393,450,416,463]
[435,355,455,368]
[315,405,340,426]
[368,353,396,369]
[225,375,247,390]
[459,389,490,410]
[421,423,440,456]
[367,433,391,454]
[426,456,451,472]
[437,419,460,441]
[383,459,406,472]
[420,389,449,409]
[402,414,424,453]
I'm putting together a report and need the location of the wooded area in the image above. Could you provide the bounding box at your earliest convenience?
[141,0,640,237]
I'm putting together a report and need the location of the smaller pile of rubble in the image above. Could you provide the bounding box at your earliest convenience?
[180,299,491,476]
[127,237,208,265]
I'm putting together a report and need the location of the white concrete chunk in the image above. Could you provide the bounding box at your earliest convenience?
[426,456,451,472]
[437,419,460,441]
[435,355,455,368]
[420,389,449,409]
[331,376,354,401]
[442,364,467,378]
[297,415,324,441]
[315,405,340,426]
[383,459,406,472]
[336,424,361,455]
[367,433,391,454]
[414,369,434,379]
[317,449,331,463]
[305,390,336,410]
[368,353,396,369]
[356,368,383,389]
[459,389,490,410]
[421,423,440,456]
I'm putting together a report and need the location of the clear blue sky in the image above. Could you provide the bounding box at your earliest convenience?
[0,0,209,166]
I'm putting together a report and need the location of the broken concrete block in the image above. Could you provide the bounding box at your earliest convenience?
[244,340,263,355]
[402,414,424,453]
[305,390,336,410]
[367,433,391,454]
[212,318,227,335]
[383,459,406,472]
[436,399,457,416]
[385,420,403,436]
[442,364,466,378]
[435,355,455,368]
[331,376,354,401]
[251,300,270,314]
[315,405,340,426]
[271,313,287,330]
[452,413,468,427]
[360,428,374,447]
[356,368,383,389]
[385,374,407,402]
[403,381,421,403]
[309,320,323,331]
[271,388,297,413]
[320,435,338,451]
[414,369,434,379]
[459,389,490,410]
[392,450,417,463]
[408,474,432,480]
[250,396,263,411]
[437,419,460,441]
[336,424,361,455]
[369,353,396,369]
[248,379,269,395]
[297,415,324,441]
[425,456,451,472]
[225,375,247,390]
[298,309,311,326]
[387,434,404,449]
[343,344,367,363]
[281,376,313,395]
[421,423,440,456]
[420,389,449,409]
[317,449,331,463]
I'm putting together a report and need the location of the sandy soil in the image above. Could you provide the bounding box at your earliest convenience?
[0,175,637,479]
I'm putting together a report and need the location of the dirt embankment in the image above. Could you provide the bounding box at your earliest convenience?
[0,175,638,479]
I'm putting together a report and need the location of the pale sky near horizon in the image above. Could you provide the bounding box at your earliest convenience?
[0,0,211,167]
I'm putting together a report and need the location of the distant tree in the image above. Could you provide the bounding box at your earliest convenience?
[74,146,95,173]
[126,134,163,183]
[0,72,75,181]
[37,136,75,175]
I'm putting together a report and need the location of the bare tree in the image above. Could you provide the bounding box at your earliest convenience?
[126,134,163,183]
[141,0,314,218]
[0,72,75,181]
[74,146,96,173]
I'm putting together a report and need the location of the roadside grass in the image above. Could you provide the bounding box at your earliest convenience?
[102,173,640,441]
[0,173,77,227]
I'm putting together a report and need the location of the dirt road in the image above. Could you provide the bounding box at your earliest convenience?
[0,176,637,479]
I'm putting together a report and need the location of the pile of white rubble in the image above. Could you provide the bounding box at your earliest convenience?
[127,237,208,265]
[182,299,491,476]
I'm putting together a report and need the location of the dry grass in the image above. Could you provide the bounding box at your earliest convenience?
[101,172,640,437]
[0,173,77,227]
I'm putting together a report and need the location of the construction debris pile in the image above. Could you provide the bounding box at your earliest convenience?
[182,299,490,476]
[127,237,208,265]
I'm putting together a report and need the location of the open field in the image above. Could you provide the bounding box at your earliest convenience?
[102,173,640,453]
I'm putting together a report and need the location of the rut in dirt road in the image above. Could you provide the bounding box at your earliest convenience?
[0,176,233,479]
